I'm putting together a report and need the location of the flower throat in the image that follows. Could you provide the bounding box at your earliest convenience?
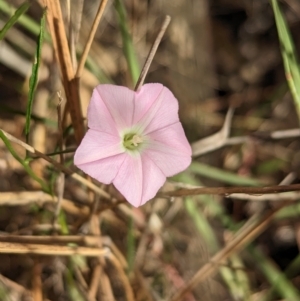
[123,133,143,151]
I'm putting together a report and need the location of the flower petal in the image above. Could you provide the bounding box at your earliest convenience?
[74,129,124,165]
[113,154,166,207]
[133,83,164,123]
[136,85,180,134]
[75,153,127,185]
[144,122,192,177]
[87,87,119,136]
[94,84,135,131]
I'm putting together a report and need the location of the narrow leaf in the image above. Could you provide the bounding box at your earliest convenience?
[114,0,140,86]
[0,1,30,40]
[189,162,262,186]
[248,244,300,301]
[25,9,46,141]
[271,0,300,121]
[0,0,50,41]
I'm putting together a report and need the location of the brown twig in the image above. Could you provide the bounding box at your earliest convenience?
[134,15,171,91]
[76,0,109,78]
[161,184,300,198]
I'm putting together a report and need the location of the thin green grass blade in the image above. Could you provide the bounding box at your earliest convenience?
[0,0,45,38]
[225,255,251,301]
[275,202,300,220]
[261,253,300,301]
[189,162,262,186]
[25,9,46,143]
[86,56,113,83]
[185,198,219,252]
[284,255,300,281]
[248,244,300,301]
[114,0,140,86]
[65,263,85,301]
[0,283,9,301]
[271,0,300,121]
[58,211,69,235]
[0,1,30,40]
[0,130,49,192]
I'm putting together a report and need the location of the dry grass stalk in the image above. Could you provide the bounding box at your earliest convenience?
[134,15,171,91]
[0,241,108,257]
[76,0,109,78]
[0,235,103,246]
[32,259,43,301]
[43,0,84,144]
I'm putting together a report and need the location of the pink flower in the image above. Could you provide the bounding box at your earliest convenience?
[74,84,191,207]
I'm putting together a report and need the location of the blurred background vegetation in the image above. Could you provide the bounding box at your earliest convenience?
[1,0,300,300]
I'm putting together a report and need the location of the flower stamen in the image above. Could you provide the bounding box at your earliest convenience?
[123,133,144,150]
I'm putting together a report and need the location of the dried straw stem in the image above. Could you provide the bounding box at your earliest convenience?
[43,0,84,144]
[0,241,108,256]
[135,15,171,91]
[76,0,109,78]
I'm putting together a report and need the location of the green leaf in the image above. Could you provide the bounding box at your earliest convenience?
[0,0,46,38]
[114,0,140,86]
[248,244,300,301]
[25,8,46,142]
[185,198,219,252]
[189,162,262,186]
[0,1,30,40]
[256,158,286,175]
[271,0,300,122]
[65,263,85,301]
